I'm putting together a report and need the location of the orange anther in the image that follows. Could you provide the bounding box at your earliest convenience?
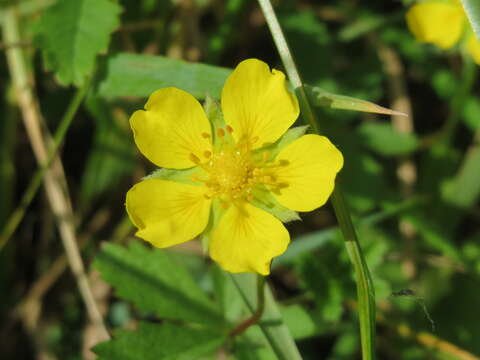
[204,150,212,158]
[201,132,211,139]
[189,153,201,164]
[217,128,225,137]
[226,125,234,133]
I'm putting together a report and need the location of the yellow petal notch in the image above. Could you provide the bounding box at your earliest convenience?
[221,59,299,149]
[130,87,212,169]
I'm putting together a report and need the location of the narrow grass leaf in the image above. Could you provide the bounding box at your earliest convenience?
[461,0,480,40]
[306,85,407,116]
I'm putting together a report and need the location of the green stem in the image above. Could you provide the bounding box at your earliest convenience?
[461,0,480,40]
[229,274,266,338]
[0,16,92,250]
[230,274,302,360]
[257,1,376,359]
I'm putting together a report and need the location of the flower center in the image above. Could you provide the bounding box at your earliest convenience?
[190,126,288,204]
[210,150,249,192]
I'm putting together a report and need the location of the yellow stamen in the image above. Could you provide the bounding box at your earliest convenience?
[263,175,275,183]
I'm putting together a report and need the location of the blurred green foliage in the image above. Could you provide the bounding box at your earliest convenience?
[1,0,480,359]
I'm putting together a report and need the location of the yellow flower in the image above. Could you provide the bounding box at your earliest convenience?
[406,0,480,64]
[125,59,343,275]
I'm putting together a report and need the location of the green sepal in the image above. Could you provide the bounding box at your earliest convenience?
[144,166,205,186]
[199,199,227,252]
[257,125,309,161]
[250,185,301,223]
[203,94,235,151]
[203,94,225,131]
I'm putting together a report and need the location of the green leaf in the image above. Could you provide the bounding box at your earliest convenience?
[358,122,419,156]
[94,322,226,360]
[461,0,480,40]
[94,243,225,326]
[305,84,407,116]
[442,144,480,209]
[461,96,480,131]
[405,211,462,261]
[97,53,232,99]
[279,305,318,340]
[34,0,121,86]
[275,196,421,267]
[80,96,135,203]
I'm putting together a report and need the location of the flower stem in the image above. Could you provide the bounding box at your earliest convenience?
[257,1,376,359]
[229,274,266,338]
[461,0,480,40]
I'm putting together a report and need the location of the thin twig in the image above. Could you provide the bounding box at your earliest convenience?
[396,323,480,360]
[2,7,109,341]
[373,37,418,280]
[0,81,91,250]
[11,210,111,326]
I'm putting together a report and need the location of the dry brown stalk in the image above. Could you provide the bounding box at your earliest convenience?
[2,7,109,342]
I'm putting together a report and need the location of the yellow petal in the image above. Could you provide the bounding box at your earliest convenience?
[272,134,343,212]
[130,87,212,169]
[210,202,289,275]
[221,59,299,149]
[466,34,480,64]
[406,2,465,49]
[126,178,211,248]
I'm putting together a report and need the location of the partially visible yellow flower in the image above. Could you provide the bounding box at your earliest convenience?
[406,0,480,64]
[125,59,343,275]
